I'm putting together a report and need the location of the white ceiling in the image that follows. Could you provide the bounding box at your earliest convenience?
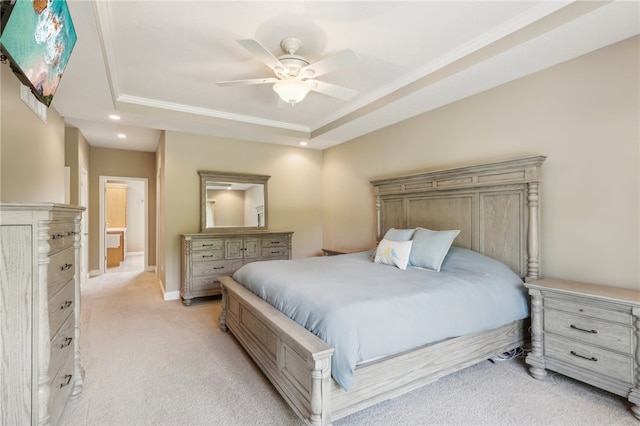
[52,1,639,152]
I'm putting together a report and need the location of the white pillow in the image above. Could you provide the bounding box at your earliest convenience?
[409,227,460,272]
[382,228,416,242]
[374,239,413,270]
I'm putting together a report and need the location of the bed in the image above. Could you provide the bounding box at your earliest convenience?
[219,155,546,425]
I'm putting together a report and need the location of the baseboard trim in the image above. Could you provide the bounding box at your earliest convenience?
[164,290,180,301]
[157,278,180,301]
[89,269,101,277]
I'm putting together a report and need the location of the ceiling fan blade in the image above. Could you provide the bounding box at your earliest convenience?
[307,79,357,101]
[301,49,361,78]
[216,78,279,87]
[238,39,284,71]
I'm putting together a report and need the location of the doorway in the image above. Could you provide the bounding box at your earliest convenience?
[98,176,148,275]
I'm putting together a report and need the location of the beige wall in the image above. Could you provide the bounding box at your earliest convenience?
[65,127,91,205]
[323,36,639,290]
[161,132,323,294]
[88,147,157,272]
[1,65,66,203]
[3,33,636,295]
[207,189,244,226]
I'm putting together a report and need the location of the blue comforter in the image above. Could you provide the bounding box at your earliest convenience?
[232,247,529,390]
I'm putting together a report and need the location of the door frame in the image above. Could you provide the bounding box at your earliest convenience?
[80,168,89,284]
[98,175,149,275]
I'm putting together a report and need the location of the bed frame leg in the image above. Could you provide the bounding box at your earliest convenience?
[309,357,332,426]
[219,287,228,332]
[525,288,546,379]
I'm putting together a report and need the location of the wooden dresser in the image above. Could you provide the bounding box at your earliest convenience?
[0,203,84,425]
[181,231,292,305]
[525,279,640,420]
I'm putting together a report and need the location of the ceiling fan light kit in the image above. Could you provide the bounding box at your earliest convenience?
[217,36,360,106]
[273,79,311,105]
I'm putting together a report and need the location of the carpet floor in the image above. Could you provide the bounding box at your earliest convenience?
[60,263,637,425]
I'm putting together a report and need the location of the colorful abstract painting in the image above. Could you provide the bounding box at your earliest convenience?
[0,0,77,106]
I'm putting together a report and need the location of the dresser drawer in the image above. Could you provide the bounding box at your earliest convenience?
[49,315,75,381]
[47,222,77,254]
[544,309,633,354]
[192,249,225,262]
[545,297,631,325]
[262,236,288,247]
[545,334,633,384]
[192,260,242,277]
[192,239,224,251]
[48,247,75,297]
[48,353,75,425]
[261,248,289,258]
[192,275,223,292]
[49,280,75,337]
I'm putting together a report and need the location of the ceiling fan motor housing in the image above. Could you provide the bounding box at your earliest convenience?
[275,55,310,78]
[276,37,310,78]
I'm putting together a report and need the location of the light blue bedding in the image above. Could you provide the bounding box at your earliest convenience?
[232,247,529,390]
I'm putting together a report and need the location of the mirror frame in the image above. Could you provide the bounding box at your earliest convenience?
[199,170,270,233]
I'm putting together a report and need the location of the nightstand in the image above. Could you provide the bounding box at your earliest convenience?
[321,247,362,256]
[524,279,640,420]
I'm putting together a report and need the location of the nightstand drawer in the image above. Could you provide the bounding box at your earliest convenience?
[545,334,633,384]
[544,309,633,354]
[545,298,631,325]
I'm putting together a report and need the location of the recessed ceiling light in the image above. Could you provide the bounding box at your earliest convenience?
[117,133,127,139]
[109,114,121,120]
[299,141,308,146]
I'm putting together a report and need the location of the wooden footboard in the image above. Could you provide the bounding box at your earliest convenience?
[219,276,334,425]
[220,275,527,425]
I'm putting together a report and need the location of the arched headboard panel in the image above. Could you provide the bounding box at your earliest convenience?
[371,155,546,282]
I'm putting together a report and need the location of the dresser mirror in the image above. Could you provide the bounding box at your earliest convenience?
[199,171,270,232]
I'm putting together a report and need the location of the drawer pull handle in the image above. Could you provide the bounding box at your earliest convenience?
[570,350,597,362]
[60,263,73,271]
[61,337,73,348]
[51,233,65,240]
[202,244,214,247]
[570,324,597,334]
[202,255,214,258]
[271,251,280,254]
[213,266,224,270]
[60,374,73,388]
[60,300,73,310]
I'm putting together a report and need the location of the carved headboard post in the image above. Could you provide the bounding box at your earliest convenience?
[374,191,382,241]
[526,181,541,282]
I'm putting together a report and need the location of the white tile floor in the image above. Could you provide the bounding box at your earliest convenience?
[106,252,144,273]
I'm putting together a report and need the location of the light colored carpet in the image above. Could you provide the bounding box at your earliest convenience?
[60,264,637,426]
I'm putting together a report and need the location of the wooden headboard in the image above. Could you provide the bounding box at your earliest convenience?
[370,155,546,282]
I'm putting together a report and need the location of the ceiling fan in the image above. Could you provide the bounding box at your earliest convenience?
[216,37,361,105]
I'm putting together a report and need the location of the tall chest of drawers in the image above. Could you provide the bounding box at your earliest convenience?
[1,203,84,425]
[525,279,640,420]
[181,231,293,305]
